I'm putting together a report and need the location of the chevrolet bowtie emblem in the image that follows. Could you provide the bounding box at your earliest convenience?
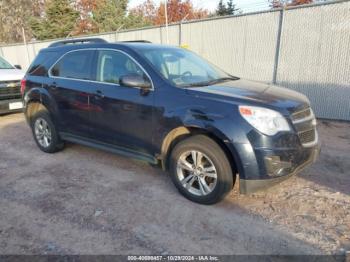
[6,83,16,88]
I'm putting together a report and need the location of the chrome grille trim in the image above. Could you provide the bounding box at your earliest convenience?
[300,131,318,148]
[292,111,315,124]
[291,107,311,120]
[0,81,21,101]
[291,107,318,147]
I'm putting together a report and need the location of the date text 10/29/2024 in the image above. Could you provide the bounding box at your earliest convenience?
[127,256,219,261]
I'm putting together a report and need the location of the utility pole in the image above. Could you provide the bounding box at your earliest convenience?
[164,0,169,44]
[22,27,30,69]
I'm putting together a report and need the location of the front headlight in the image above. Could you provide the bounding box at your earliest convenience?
[239,106,290,136]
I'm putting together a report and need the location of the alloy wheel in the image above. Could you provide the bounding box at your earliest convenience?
[176,150,218,196]
[34,118,52,148]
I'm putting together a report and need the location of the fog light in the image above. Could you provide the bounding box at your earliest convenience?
[264,156,292,177]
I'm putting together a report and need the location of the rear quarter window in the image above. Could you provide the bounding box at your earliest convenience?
[27,51,60,76]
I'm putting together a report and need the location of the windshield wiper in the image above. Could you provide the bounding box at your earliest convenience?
[207,76,239,85]
[185,76,239,87]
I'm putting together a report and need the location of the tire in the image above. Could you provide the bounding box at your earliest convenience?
[30,110,64,153]
[169,135,234,205]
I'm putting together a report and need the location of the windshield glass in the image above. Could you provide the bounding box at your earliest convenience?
[0,56,14,69]
[138,47,238,87]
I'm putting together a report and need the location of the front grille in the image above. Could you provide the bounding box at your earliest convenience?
[298,129,316,145]
[292,108,312,121]
[291,107,318,147]
[0,81,21,100]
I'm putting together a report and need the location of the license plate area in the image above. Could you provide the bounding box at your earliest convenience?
[9,101,23,110]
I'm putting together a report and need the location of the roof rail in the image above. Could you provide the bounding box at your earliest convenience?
[121,40,152,43]
[48,38,107,48]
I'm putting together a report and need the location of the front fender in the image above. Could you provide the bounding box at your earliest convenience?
[159,106,247,179]
[184,119,247,181]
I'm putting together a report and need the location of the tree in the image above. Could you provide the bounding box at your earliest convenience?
[30,0,79,40]
[129,0,158,25]
[92,0,143,32]
[216,0,239,16]
[226,0,239,15]
[73,0,149,35]
[0,0,34,43]
[73,0,99,35]
[216,0,227,16]
[92,0,126,33]
[130,0,208,26]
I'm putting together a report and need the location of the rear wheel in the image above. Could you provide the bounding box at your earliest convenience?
[169,135,234,205]
[31,111,64,153]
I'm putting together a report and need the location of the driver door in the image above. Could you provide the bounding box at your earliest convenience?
[88,49,155,155]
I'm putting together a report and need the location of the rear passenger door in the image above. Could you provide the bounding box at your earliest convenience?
[88,49,155,155]
[49,49,96,137]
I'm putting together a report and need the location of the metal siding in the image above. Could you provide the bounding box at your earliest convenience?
[117,27,163,43]
[181,12,279,82]
[276,2,350,120]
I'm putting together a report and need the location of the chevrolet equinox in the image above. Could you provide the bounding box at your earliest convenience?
[22,38,320,204]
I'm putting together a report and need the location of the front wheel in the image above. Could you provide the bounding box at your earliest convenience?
[169,135,234,205]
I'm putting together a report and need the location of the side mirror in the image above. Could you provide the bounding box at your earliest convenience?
[120,75,152,90]
[14,65,22,70]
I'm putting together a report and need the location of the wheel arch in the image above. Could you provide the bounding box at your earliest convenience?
[24,87,59,125]
[160,126,243,180]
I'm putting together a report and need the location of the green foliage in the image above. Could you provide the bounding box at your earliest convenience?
[216,0,239,16]
[216,0,226,16]
[30,0,79,40]
[226,0,238,15]
[92,0,126,32]
[124,13,152,30]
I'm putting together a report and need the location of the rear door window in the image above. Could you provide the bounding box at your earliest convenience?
[50,50,95,80]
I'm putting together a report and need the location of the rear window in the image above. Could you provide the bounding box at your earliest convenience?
[50,50,94,80]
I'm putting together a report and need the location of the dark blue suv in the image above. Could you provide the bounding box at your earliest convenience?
[22,38,320,204]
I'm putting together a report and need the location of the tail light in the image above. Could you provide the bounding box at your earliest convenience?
[20,78,26,95]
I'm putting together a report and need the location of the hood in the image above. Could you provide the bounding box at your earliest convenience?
[0,69,25,82]
[186,79,310,114]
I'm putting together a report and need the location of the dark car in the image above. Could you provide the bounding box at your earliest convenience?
[22,38,320,204]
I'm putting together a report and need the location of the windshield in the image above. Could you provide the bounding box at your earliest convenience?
[138,47,238,87]
[0,56,14,69]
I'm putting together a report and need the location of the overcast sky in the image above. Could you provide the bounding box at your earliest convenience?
[128,0,270,13]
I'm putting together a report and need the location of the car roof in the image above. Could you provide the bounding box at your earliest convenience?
[43,40,181,54]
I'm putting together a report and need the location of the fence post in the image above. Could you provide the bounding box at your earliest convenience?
[160,26,163,44]
[272,8,285,84]
[179,22,182,46]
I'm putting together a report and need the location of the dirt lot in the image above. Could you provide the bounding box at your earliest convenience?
[0,113,349,255]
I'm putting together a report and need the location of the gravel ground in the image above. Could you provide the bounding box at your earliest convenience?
[0,113,349,255]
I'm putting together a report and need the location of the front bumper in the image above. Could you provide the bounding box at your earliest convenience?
[239,144,320,194]
[0,98,23,115]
